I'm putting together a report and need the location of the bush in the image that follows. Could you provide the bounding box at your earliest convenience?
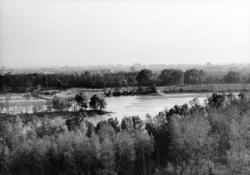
[89,95,107,111]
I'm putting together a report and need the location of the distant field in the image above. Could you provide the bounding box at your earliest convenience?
[158,83,250,93]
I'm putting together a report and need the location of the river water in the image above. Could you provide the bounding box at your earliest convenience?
[0,92,211,124]
[87,93,210,124]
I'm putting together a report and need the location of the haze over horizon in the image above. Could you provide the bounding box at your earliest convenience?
[0,0,249,68]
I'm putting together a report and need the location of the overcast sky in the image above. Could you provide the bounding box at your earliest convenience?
[0,0,249,68]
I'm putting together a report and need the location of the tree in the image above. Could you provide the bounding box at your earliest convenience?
[136,69,153,86]
[224,71,241,83]
[95,120,116,141]
[184,69,205,84]
[159,69,184,85]
[167,114,213,175]
[65,114,86,131]
[134,132,154,175]
[74,93,88,111]
[208,93,225,109]
[51,96,68,111]
[114,131,135,175]
[121,116,143,133]
[108,118,120,133]
[89,95,107,111]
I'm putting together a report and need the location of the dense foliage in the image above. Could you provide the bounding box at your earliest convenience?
[1,92,250,174]
[51,94,107,112]
[1,69,249,92]
[158,69,184,86]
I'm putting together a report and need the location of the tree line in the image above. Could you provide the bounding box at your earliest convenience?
[1,69,250,92]
[1,92,250,174]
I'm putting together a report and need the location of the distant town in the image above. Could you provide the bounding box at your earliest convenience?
[1,62,250,75]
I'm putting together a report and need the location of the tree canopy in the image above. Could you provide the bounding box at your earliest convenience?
[136,69,154,86]
[89,94,107,111]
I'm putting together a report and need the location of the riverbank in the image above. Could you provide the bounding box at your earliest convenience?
[36,84,250,98]
[2,84,250,98]
[0,110,112,122]
[104,86,157,96]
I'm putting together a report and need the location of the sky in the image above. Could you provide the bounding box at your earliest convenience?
[0,0,249,68]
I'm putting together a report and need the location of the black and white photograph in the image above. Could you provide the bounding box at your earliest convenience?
[0,0,250,174]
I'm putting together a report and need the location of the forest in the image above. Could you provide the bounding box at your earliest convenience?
[1,68,250,92]
[1,92,250,175]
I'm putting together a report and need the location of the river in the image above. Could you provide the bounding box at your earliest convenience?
[87,93,210,124]
[0,92,211,123]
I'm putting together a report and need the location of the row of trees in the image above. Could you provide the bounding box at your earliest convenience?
[51,94,107,112]
[1,92,250,174]
[1,69,250,92]
[75,93,107,111]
